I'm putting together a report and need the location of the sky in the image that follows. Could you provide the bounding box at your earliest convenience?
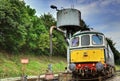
[24,0,120,51]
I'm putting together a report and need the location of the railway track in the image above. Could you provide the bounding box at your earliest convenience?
[30,70,120,81]
[0,71,120,81]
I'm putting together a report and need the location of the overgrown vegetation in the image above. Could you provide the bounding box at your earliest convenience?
[0,52,67,78]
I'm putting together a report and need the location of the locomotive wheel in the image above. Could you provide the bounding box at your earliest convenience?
[107,67,112,78]
[107,67,115,78]
[111,67,115,76]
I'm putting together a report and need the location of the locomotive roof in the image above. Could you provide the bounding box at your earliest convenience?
[73,30,104,37]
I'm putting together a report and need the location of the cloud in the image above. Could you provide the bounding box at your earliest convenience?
[94,21,120,51]
[96,21,120,32]
[100,0,120,6]
[74,0,120,19]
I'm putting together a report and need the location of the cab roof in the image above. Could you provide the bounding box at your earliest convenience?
[73,30,104,37]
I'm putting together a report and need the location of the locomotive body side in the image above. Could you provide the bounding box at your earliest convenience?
[68,30,115,78]
[104,43,115,67]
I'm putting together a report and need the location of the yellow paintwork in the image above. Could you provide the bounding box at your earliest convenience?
[70,48,105,63]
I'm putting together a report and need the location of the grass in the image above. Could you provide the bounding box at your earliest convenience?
[115,65,120,71]
[0,52,67,78]
[1,52,120,78]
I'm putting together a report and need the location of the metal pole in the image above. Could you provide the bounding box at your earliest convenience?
[50,26,66,57]
[50,26,56,57]
[21,64,27,81]
[67,32,71,71]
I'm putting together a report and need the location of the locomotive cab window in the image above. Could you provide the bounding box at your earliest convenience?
[71,37,79,47]
[81,35,90,46]
[92,34,103,45]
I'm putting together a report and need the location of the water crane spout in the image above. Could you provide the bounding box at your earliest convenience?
[50,5,59,11]
[50,26,56,56]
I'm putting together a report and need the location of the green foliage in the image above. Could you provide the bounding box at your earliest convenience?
[0,0,67,56]
[40,13,67,56]
[25,16,49,54]
[40,13,56,30]
[0,0,28,52]
[52,31,67,56]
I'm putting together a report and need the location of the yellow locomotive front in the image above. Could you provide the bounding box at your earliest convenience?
[68,30,115,78]
[70,31,105,63]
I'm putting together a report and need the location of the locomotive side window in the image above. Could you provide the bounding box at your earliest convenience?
[81,35,90,46]
[71,37,79,47]
[92,34,103,45]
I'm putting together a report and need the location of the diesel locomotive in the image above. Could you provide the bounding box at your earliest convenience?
[68,30,115,78]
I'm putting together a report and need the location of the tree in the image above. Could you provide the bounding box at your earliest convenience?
[40,13,56,30]
[25,16,50,55]
[0,0,28,52]
[0,0,64,55]
[80,19,90,31]
[0,0,48,54]
[40,13,67,56]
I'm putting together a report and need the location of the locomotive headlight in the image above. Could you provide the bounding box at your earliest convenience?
[69,63,76,71]
[92,63,95,67]
[78,64,81,68]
